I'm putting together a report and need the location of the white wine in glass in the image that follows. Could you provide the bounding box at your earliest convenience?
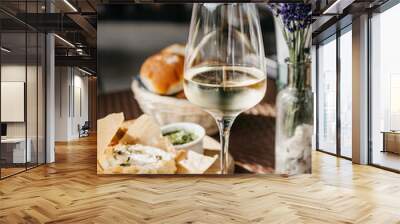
[184,3,266,174]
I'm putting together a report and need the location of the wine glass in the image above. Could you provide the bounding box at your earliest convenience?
[184,3,266,174]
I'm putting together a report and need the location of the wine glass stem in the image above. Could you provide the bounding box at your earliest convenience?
[216,116,235,174]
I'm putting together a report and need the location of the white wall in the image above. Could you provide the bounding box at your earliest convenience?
[71,73,89,138]
[1,65,38,138]
[55,67,70,141]
[1,65,26,140]
[55,67,89,141]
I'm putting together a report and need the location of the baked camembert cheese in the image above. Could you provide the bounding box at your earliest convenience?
[100,144,177,174]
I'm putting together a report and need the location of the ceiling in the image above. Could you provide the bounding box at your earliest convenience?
[312,0,391,42]
[0,0,98,72]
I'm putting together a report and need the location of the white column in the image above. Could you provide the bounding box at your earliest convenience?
[45,0,56,163]
[352,14,369,164]
[54,67,73,141]
[46,32,55,163]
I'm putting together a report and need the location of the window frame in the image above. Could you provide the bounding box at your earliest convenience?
[315,23,353,160]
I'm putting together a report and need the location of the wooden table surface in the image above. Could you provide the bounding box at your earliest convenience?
[0,135,399,223]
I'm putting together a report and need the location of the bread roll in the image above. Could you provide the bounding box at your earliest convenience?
[140,53,184,95]
[161,44,185,56]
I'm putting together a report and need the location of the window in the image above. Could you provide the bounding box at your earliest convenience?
[390,75,400,130]
[316,26,353,159]
[317,36,337,154]
[339,28,352,158]
[370,2,400,171]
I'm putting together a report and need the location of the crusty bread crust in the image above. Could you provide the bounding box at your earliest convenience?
[140,53,184,95]
[97,113,125,161]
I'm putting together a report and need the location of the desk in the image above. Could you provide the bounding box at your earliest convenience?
[1,138,31,163]
[381,131,400,154]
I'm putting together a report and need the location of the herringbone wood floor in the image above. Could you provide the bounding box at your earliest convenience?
[1,136,400,224]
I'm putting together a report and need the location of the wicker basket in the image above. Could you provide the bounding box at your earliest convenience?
[131,79,218,135]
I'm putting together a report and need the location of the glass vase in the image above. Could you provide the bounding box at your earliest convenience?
[275,61,313,175]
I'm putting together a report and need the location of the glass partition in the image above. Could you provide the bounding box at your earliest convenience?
[0,1,46,179]
[1,31,28,177]
[26,1,39,168]
[27,30,38,169]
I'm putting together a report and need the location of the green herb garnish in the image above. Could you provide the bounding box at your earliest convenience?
[163,130,197,145]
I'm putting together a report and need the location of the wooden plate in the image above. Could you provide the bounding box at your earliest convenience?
[203,136,235,174]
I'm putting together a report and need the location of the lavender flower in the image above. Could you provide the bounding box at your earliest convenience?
[269,3,312,63]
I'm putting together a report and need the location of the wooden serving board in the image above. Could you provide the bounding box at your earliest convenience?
[203,136,235,174]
